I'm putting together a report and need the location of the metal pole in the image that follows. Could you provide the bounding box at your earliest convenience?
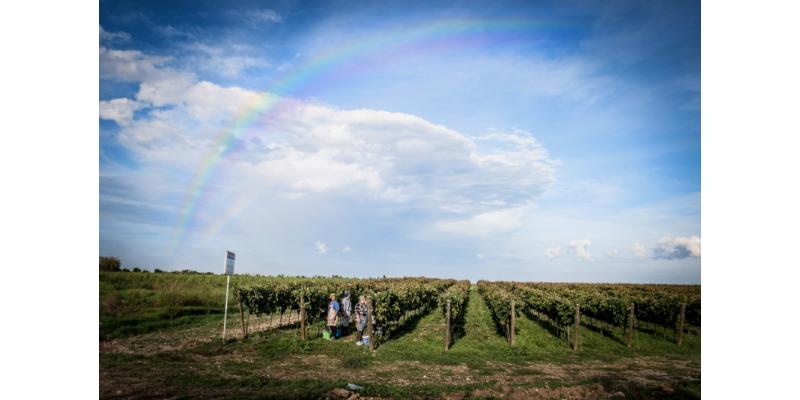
[223,274,231,341]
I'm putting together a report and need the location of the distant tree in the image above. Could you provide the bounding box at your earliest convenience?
[132,267,142,273]
[99,257,121,272]
[121,268,130,272]
[154,268,164,273]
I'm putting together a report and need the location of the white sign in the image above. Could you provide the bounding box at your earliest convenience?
[222,250,235,341]
[225,251,235,275]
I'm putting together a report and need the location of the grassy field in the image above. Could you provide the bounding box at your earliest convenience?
[100,272,700,399]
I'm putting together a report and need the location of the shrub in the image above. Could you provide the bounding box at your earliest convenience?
[100,257,121,272]
[132,267,142,273]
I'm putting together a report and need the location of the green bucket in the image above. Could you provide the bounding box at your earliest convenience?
[322,330,332,340]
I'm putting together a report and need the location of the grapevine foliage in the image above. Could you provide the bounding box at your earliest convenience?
[478,280,700,335]
[235,277,456,337]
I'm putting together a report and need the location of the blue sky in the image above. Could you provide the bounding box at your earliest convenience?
[99,0,700,282]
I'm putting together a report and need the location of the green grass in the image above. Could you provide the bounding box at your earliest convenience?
[100,271,300,339]
[100,275,700,399]
[375,287,700,366]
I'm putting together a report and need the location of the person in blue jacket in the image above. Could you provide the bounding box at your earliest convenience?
[326,293,340,340]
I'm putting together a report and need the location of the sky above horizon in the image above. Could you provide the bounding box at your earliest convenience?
[99,0,700,283]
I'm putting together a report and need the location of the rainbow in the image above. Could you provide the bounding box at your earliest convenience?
[172,15,582,244]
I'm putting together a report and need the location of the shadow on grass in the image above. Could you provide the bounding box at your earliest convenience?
[381,307,432,343]
[579,317,628,346]
[522,309,566,343]
[632,320,682,344]
[445,293,470,346]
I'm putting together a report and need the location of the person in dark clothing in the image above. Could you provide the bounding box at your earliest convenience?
[354,295,368,345]
[340,291,352,337]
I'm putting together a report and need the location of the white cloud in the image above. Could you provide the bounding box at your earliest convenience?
[653,235,701,259]
[341,245,352,253]
[185,43,271,78]
[100,47,557,223]
[632,242,648,258]
[250,9,282,23]
[100,47,560,259]
[153,24,194,39]
[100,47,179,82]
[226,8,283,25]
[258,148,384,194]
[436,207,527,237]
[314,241,328,254]
[607,249,619,257]
[99,98,144,126]
[569,239,592,260]
[544,245,561,260]
[99,26,131,43]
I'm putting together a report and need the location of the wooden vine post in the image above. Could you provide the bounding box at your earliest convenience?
[367,297,375,351]
[676,303,686,345]
[239,298,247,338]
[445,299,451,352]
[300,296,306,340]
[573,303,581,351]
[626,303,635,347]
[510,300,516,346]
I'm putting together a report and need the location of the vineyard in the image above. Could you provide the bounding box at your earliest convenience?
[235,277,470,346]
[478,281,699,349]
[99,272,701,399]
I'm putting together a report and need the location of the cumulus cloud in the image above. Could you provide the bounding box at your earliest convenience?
[100,47,196,107]
[99,98,145,126]
[99,46,558,245]
[632,242,648,258]
[653,235,701,259]
[544,245,561,260]
[314,241,328,254]
[100,47,178,82]
[569,239,592,260]
[436,207,527,236]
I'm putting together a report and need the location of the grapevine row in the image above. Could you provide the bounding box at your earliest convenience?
[438,280,470,323]
[478,280,700,346]
[235,276,455,342]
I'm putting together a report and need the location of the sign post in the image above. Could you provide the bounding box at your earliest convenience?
[222,251,235,341]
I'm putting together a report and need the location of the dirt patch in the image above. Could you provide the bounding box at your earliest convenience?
[100,311,302,355]
[264,354,343,380]
[319,388,385,400]
[261,354,698,394]
[472,356,698,389]
[471,383,623,399]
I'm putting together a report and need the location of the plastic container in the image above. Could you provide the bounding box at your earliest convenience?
[362,335,369,346]
[323,330,331,340]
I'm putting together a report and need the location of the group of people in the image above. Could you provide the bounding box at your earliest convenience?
[325,291,372,345]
